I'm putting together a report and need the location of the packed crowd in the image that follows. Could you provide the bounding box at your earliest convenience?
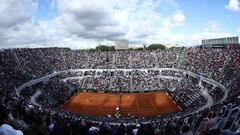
[1,47,238,91]
[169,78,207,111]
[0,47,240,134]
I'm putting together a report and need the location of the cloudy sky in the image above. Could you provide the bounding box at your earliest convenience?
[0,0,239,49]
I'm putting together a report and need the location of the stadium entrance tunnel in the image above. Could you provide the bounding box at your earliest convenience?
[61,92,181,117]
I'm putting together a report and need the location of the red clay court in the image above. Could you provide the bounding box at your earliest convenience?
[61,92,182,117]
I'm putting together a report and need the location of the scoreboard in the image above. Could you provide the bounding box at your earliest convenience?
[115,40,129,50]
[202,37,239,47]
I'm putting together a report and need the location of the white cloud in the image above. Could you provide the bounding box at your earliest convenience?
[55,0,187,44]
[0,0,236,49]
[143,21,233,47]
[203,21,218,32]
[0,0,35,29]
[55,0,127,41]
[184,22,232,46]
[171,11,186,27]
[197,22,234,42]
[0,19,99,49]
[0,0,188,49]
[0,0,40,48]
[237,27,240,33]
[225,0,240,12]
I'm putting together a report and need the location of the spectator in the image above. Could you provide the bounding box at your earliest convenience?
[0,105,23,135]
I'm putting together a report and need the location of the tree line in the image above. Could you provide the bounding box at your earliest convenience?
[57,44,167,52]
[94,44,166,51]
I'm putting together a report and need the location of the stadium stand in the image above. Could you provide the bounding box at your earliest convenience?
[0,47,240,135]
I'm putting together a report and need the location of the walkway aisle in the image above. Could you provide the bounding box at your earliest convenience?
[30,90,42,107]
[196,81,214,112]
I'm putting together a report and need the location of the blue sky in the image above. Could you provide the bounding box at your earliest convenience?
[0,0,239,49]
[33,0,57,20]
[176,0,240,34]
